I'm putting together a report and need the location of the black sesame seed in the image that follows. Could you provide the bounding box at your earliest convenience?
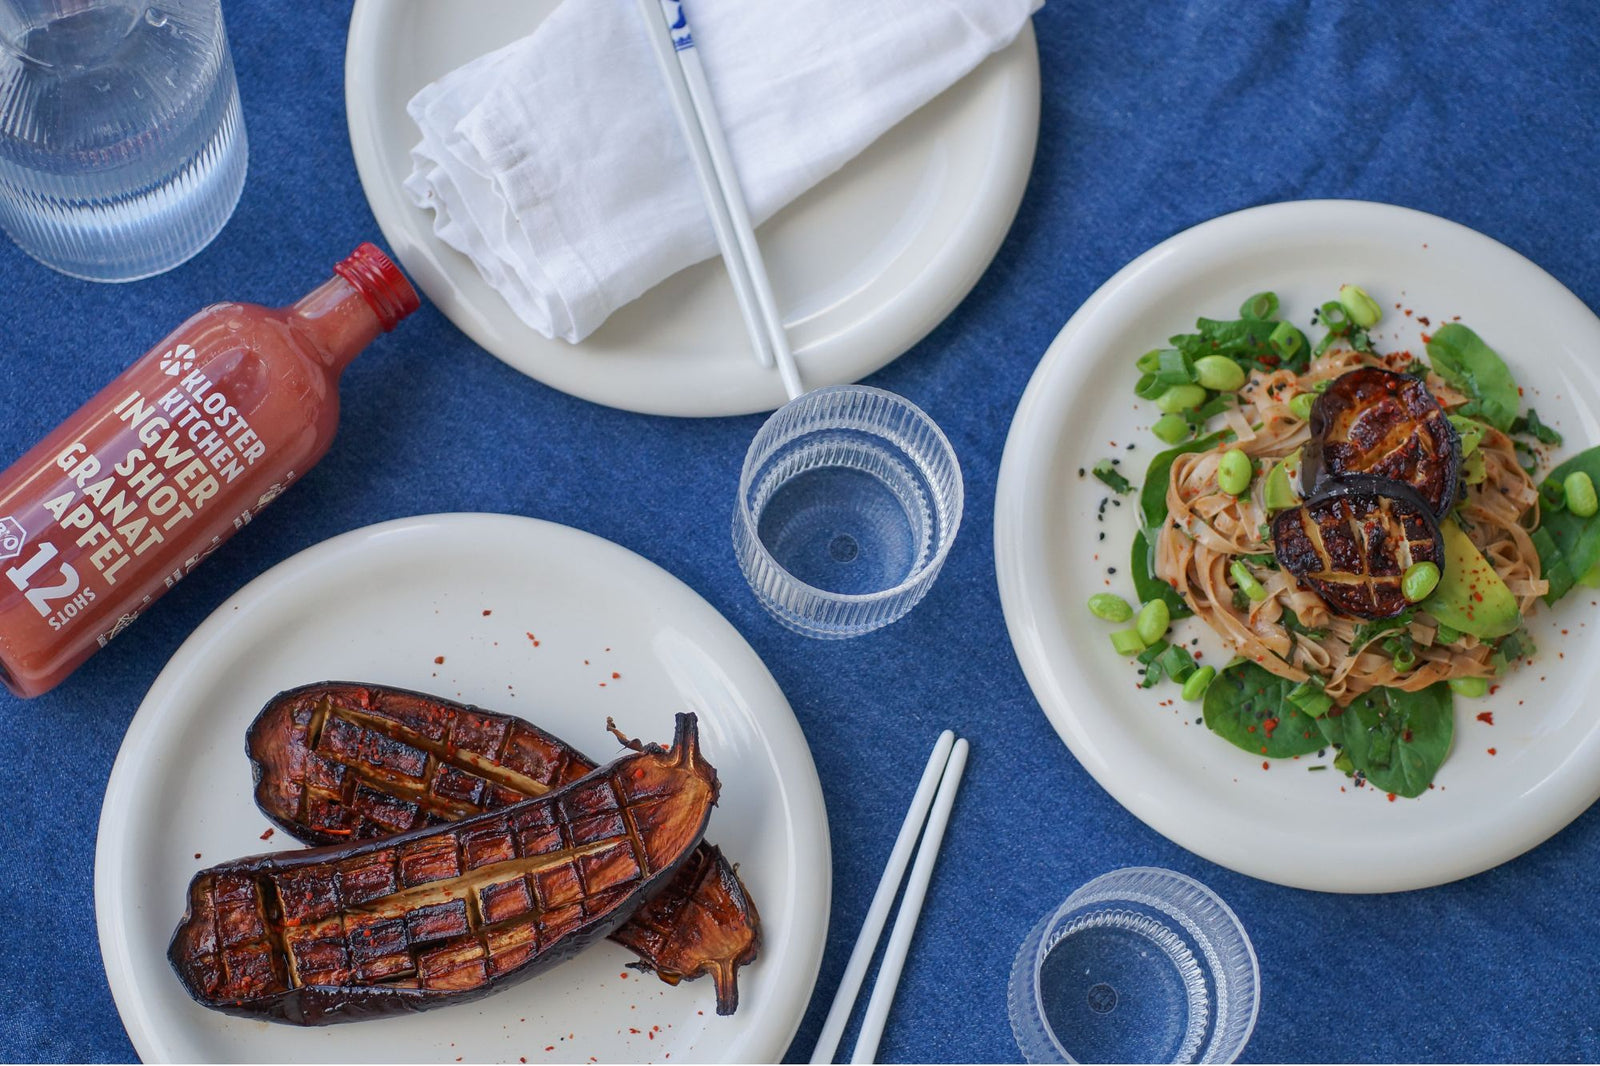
[1107,567,1117,574]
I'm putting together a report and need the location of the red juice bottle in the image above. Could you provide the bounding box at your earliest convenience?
[0,243,419,697]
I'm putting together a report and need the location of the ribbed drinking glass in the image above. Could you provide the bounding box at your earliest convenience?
[733,385,962,638]
[0,0,247,281]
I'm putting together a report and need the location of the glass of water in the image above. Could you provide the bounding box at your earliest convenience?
[733,384,962,638]
[1008,868,1259,1065]
[0,0,248,281]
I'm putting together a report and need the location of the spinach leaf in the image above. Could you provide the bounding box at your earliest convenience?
[1532,445,1600,603]
[1349,609,1415,654]
[1140,433,1222,529]
[1425,324,1519,431]
[1131,528,1192,619]
[1202,661,1327,758]
[1316,684,1454,798]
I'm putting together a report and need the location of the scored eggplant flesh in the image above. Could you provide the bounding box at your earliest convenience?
[245,682,759,1014]
[169,714,718,1025]
[1272,476,1445,619]
[1302,367,1461,518]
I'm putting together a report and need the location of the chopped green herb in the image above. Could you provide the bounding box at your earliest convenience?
[1092,459,1134,494]
[1511,408,1562,446]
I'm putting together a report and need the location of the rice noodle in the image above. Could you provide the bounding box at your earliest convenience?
[1154,349,1543,703]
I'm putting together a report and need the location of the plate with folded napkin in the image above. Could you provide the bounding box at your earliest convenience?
[347,0,1041,417]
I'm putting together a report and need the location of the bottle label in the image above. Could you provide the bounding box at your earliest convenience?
[4,358,272,643]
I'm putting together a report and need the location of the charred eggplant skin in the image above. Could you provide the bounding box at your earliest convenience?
[1302,367,1462,518]
[1273,476,1445,619]
[245,681,760,1014]
[169,714,718,1025]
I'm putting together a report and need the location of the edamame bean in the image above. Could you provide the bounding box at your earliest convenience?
[1181,665,1216,702]
[1564,471,1598,517]
[1289,392,1316,420]
[1230,560,1267,602]
[1449,676,1489,698]
[1135,599,1171,646]
[1151,413,1191,444]
[1088,593,1134,623]
[1338,284,1382,328]
[1402,560,1441,602]
[1155,384,1207,413]
[1110,628,1146,656]
[1193,355,1246,393]
[1217,448,1253,496]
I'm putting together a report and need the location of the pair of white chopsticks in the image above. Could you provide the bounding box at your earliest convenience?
[810,731,970,1064]
[634,0,805,402]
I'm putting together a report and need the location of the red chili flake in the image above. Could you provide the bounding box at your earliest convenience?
[1404,308,1413,317]
[1402,729,1413,742]
[648,1033,655,1041]
[1246,724,1257,733]
[1262,716,1279,737]
[1489,684,1500,695]
[629,1028,641,1035]
[482,609,492,616]
[1261,761,1270,770]
[599,682,607,688]
[526,632,541,646]
[521,1058,527,1063]
[260,827,275,841]
[1477,711,1494,725]
[193,852,201,859]
[1417,316,1430,326]
[1420,332,1432,344]
[611,671,621,679]
[1487,747,1497,755]
[434,655,445,664]
[545,1047,555,1053]
[619,972,628,979]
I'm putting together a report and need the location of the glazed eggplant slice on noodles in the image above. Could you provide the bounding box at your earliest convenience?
[1272,477,1444,619]
[245,683,759,1014]
[169,714,718,1025]
[1302,367,1461,518]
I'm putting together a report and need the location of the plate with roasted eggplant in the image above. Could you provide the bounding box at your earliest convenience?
[996,200,1600,892]
[95,514,830,1061]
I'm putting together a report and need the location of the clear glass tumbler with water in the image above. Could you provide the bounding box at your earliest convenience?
[1008,868,1259,1065]
[0,0,247,281]
[733,385,962,638]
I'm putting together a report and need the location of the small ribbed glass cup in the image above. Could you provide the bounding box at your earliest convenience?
[733,385,962,638]
[1008,868,1259,1065]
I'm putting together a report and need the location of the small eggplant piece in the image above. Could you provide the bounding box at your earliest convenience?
[1302,367,1461,518]
[169,714,718,1025]
[245,682,760,1013]
[1272,476,1445,619]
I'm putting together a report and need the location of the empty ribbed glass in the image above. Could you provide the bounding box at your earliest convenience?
[1008,868,1259,1065]
[733,385,962,638]
[0,0,247,281]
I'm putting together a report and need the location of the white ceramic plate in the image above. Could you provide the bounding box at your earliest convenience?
[95,514,830,1061]
[995,200,1600,893]
[345,0,1039,417]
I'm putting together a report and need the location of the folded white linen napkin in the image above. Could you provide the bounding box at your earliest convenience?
[404,0,1042,343]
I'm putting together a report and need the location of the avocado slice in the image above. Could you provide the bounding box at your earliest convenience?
[1263,449,1302,512]
[1422,522,1520,638]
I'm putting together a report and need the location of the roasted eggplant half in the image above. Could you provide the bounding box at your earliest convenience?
[245,682,760,1014]
[1272,476,1445,619]
[169,714,718,1025]
[1302,367,1461,518]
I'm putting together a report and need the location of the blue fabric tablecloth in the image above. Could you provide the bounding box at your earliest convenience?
[2,1,1598,1061]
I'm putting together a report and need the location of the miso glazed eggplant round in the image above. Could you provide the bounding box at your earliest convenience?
[1272,476,1445,620]
[245,681,760,1013]
[1302,366,1462,518]
[169,714,720,1025]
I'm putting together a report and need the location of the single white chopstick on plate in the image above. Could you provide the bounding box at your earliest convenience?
[809,731,963,1064]
[634,0,805,401]
[849,737,969,1064]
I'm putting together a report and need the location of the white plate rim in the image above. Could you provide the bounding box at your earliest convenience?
[94,513,831,1061]
[343,0,1041,417]
[994,199,1600,893]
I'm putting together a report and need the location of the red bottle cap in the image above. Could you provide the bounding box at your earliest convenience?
[334,243,421,332]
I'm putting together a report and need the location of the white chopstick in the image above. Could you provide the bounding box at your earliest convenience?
[809,731,968,1065]
[634,0,805,401]
[850,738,969,1064]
